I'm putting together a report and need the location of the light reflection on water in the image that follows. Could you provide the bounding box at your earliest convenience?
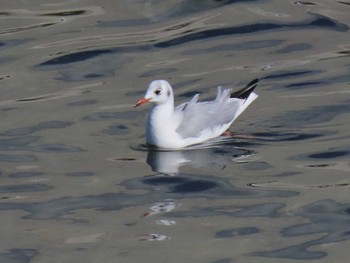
[1,0,350,262]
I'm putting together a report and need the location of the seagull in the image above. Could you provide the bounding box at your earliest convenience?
[134,79,259,149]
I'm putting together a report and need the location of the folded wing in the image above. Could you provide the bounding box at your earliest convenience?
[175,89,243,139]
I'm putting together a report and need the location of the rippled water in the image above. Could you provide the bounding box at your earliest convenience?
[1,1,350,262]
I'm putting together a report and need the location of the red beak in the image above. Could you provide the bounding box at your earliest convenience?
[134,98,151,108]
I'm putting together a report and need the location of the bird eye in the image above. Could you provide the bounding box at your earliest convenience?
[155,88,161,95]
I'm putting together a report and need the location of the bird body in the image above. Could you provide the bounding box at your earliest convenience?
[135,79,258,149]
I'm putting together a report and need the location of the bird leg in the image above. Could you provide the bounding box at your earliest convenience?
[221,129,234,136]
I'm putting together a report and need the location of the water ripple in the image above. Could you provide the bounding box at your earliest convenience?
[1,121,73,136]
[0,174,297,220]
[0,249,38,263]
[252,200,350,259]
[154,14,348,48]
[0,183,52,193]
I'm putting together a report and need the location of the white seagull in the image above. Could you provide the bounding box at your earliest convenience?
[134,79,259,149]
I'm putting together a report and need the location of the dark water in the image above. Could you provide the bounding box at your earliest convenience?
[1,1,350,262]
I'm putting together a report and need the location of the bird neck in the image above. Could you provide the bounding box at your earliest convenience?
[146,98,177,145]
[152,98,174,117]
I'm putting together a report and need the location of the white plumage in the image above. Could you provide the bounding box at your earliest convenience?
[134,79,258,149]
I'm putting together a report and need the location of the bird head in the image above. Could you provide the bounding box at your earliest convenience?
[134,80,173,107]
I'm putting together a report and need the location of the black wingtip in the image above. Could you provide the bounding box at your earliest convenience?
[230,78,259,99]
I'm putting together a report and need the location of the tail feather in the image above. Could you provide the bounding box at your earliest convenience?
[230,78,259,99]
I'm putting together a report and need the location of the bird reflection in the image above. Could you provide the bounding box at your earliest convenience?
[146,145,255,174]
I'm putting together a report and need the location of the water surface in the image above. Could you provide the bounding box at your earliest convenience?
[1,1,350,262]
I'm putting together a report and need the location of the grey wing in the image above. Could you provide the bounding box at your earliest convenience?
[175,87,243,138]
